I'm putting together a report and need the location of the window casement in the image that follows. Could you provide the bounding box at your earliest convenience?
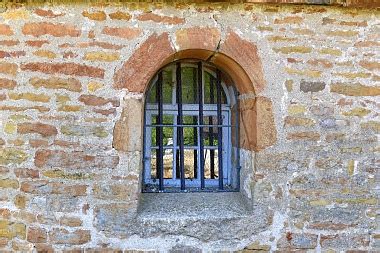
[143,60,240,193]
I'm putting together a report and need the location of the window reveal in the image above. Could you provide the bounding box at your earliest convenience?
[143,61,239,192]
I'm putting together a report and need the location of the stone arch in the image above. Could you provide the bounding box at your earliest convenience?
[113,29,276,152]
[113,29,265,95]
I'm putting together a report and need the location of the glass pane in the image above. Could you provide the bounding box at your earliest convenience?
[182,115,198,146]
[151,115,174,146]
[148,68,173,104]
[204,71,227,104]
[184,149,197,179]
[181,67,197,104]
[204,149,219,179]
[202,116,218,146]
[150,148,173,179]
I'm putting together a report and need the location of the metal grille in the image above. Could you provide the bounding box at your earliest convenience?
[143,61,239,193]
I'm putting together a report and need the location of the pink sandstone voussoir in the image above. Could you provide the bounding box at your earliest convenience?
[219,31,266,94]
[113,33,175,92]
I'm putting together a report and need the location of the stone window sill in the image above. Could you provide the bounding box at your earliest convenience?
[137,192,252,220]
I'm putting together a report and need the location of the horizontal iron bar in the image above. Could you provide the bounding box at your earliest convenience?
[149,146,219,150]
[146,124,232,127]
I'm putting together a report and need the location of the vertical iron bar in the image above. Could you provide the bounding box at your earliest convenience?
[216,70,223,190]
[155,81,159,179]
[193,68,198,179]
[209,77,215,179]
[176,62,185,190]
[157,72,164,191]
[234,86,241,191]
[198,62,205,189]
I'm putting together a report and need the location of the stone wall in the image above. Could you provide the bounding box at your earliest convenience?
[0,2,378,251]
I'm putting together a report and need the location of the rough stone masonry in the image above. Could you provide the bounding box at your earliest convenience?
[0,1,379,252]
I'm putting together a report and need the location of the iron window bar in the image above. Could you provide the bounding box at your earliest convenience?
[156,72,164,191]
[198,61,205,189]
[216,69,224,190]
[176,62,186,190]
[143,60,239,193]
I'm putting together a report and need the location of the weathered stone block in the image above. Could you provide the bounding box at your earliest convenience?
[22,22,80,37]
[17,122,57,137]
[61,125,107,138]
[93,183,138,201]
[0,179,19,189]
[239,97,277,151]
[30,77,82,92]
[79,94,119,107]
[27,226,47,243]
[9,92,50,102]
[113,98,143,152]
[60,216,83,227]
[0,62,17,76]
[102,27,142,39]
[21,181,87,196]
[138,12,184,24]
[176,27,220,51]
[35,150,119,169]
[0,149,28,165]
[84,52,120,62]
[22,63,104,78]
[330,83,380,96]
[0,78,16,89]
[109,11,131,20]
[82,10,106,21]
[0,24,13,36]
[277,233,318,249]
[49,228,91,245]
[284,116,315,127]
[300,80,326,92]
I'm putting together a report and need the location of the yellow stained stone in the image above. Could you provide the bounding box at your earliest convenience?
[310,199,330,206]
[288,105,306,115]
[342,107,371,117]
[320,48,342,56]
[84,52,120,62]
[9,92,50,103]
[4,122,16,134]
[0,179,19,189]
[347,160,355,176]
[285,68,322,78]
[14,195,26,209]
[58,105,82,112]
[43,169,90,180]
[273,46,312,54]
[9,115,32,121]
[1,9,29,20]
[285,80,293,92]
[87,81,104,93]
[56,94,71,103]
[361,121,380,133]
[335,72,371,79]
[33,50,56,59]
[0,148,28,165]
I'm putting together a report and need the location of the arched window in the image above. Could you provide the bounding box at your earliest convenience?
[143,60,239,192]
